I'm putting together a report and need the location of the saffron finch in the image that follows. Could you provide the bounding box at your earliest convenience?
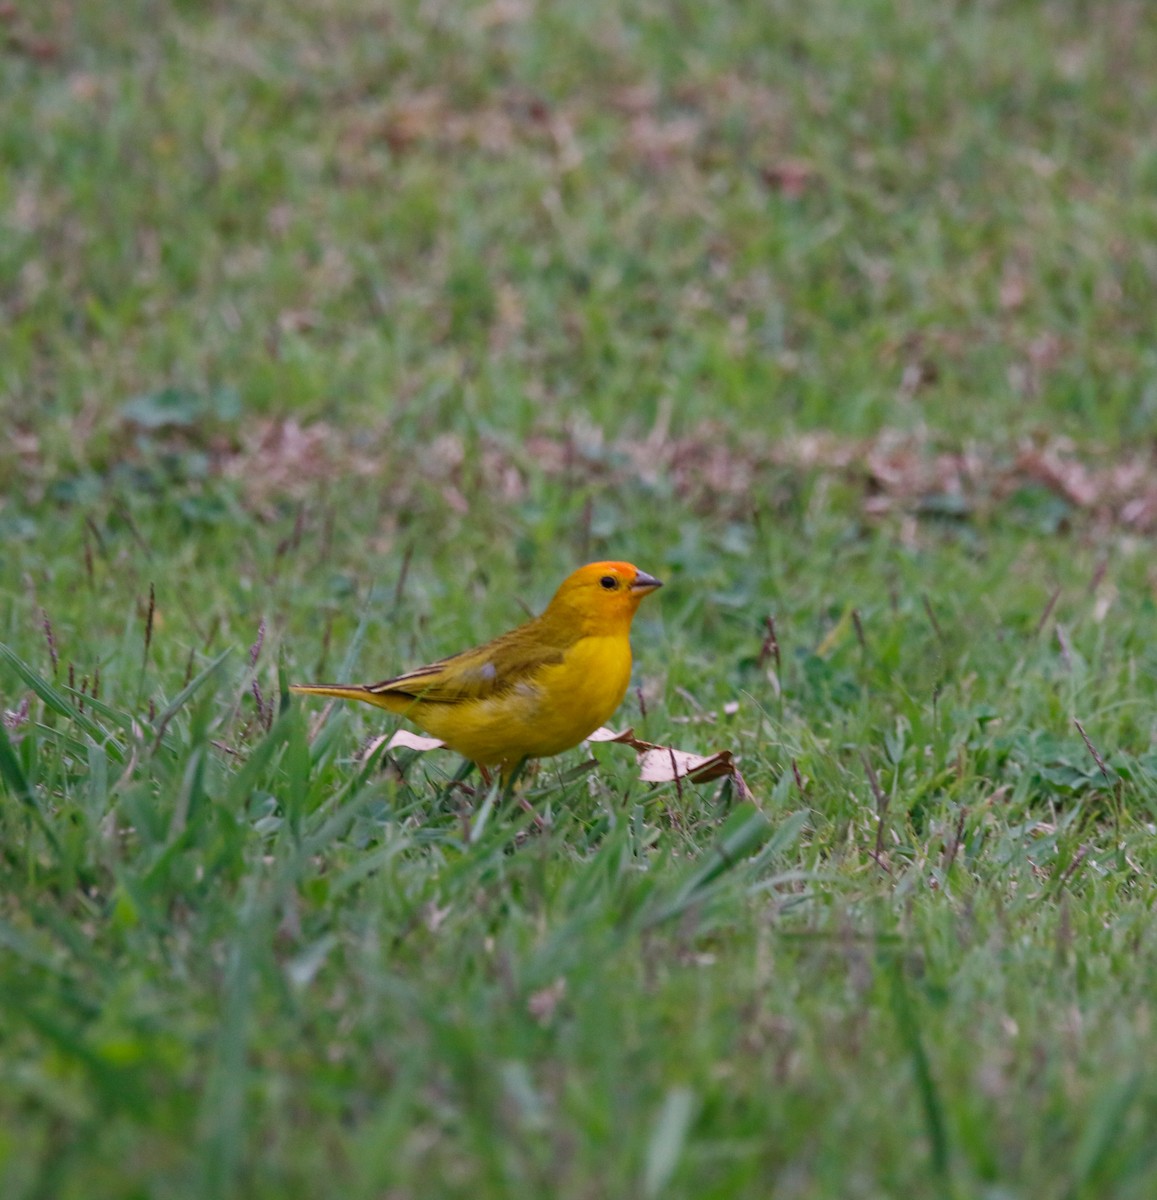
[290,560,662,775]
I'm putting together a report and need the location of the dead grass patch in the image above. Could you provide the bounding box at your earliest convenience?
[210,419,1157,533]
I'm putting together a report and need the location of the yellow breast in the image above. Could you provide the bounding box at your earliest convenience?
[411,634,633,767]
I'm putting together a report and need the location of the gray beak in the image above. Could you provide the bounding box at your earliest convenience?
[630,570,664,593]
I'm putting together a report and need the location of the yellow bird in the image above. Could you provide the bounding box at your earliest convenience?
[290,561,662,777]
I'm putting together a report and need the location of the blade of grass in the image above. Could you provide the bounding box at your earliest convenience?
[642,1085,698,1199]
[150,647,232,749]
[0,642,124,760]
[638,804,773,928]
[0,718,64,856]
[1065,1071,1141,1200]
[888,956,951,1191]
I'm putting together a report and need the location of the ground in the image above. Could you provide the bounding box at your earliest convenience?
[2,2,1157,1197]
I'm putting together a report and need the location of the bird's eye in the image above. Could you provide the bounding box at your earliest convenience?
[599,575,617,590]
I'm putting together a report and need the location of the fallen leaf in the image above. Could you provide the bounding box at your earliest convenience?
[473,0,532,28]
[586,725,658,751]
[760,159,815,197]
[1017,442,1099,507]
[385,729,447,753]
[638,746,735,785]
[626,113,702,169]
[999,271,1029,311]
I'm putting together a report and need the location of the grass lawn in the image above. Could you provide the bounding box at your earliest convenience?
[3,1,1157,1196]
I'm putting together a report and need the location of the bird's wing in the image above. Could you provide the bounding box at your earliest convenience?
[364,630,565,706]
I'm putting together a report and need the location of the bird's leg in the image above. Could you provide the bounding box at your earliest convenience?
[500,756,530,793]
[499,757,546,830]
[444,762,483,841]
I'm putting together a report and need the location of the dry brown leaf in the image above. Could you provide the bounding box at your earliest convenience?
[585,725,629,743]
[8,33,61,61]
[626,113,701,169]
[586,725,657,751]
[760,159,816,197]
[473,0,533,28]
[1017,442,1099,507]
[638,746,735,785]
[999,271,1029,311]
[590,727,750,793]
[610,83,660,116]
[1120,493,1157,529]
[379,90,446,152]
[218,419,379,509]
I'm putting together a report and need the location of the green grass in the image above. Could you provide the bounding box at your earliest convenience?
[4,1,1157,1197]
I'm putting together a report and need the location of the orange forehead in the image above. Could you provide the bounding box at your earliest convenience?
[571,561,639,584]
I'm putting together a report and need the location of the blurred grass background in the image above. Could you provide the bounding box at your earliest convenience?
[3,1,1157,1197]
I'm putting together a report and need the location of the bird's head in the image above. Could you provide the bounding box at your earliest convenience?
[541,561,663,636]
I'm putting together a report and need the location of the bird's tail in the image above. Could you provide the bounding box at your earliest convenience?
[288,682,407,713]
